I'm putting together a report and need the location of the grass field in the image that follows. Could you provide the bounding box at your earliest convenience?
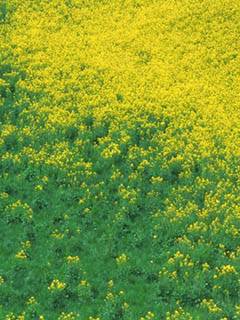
[1,0,240,319]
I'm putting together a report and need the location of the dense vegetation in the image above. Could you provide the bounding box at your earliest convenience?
[1,1,240,319]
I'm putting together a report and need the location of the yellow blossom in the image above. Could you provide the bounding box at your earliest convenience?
[15,250,27,260]
[116,253,128,264]
[48,279,66,291]
[66,255,80,263]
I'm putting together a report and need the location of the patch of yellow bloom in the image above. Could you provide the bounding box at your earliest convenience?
[140,311,155,320]
[79,280,90,287]
[15,250,27,260]
[66,255,80,264]
[26,296,36,305]
[42,176,49,183]
[51,229,64,239]
[214,264,237,279]
[0,192,8,199]
[101,143,121,159]
[166,307,192,320]
[167,251,194,268]
[58,312,79,320]
[21,240,31,249]
[202,262,210,272]
[5,314,15,320]
[123,302,129,309]
[7,200,33,219]
[35,184,43,191]
[108,279,114,288]
[201,299,222,313]
[48,279,66,291]
[235,304,240,316]
[5,313,25,320]
[116,253,128,264]
[105,292,114,300]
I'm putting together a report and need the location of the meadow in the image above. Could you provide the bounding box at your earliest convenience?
[1,0,240,319]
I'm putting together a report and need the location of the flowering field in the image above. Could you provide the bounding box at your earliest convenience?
[1,0,240,319]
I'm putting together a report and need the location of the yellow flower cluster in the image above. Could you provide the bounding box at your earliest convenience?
[7,200,33,219]
[101,143,121,159]
[108,280,114,288]
[202,262,210,272]
[140,311,155,320]
[21,241,31,249]
[166,307,192,320]
[5,313,25,320]
[15,250,27,260]
[51,229,64,239]
[105,292,114,300]
[58,312,79,320]
[235,305,240,316]
[167,251,194,268]
[48,279,66,291]
[66,255,80,264]
[214,264,237,279]
[79,280,90,287]
[116,253,128,264]
[26,296,36,305]
[201,299,222,314]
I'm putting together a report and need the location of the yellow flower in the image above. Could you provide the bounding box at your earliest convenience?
[166,307,192,320]
[42,176,48,183]
[140,311,155,320]
[106,292,114,300]
[48,279,66,291]
[219,264,237,275]
[35,184,43,191]
[235,304,240,316]
[26,296,36,305]
[146,311,155,319]
[58,312,79,320]
[101,143,121,159]
[201,299,222,313]
[51,229,64,239]
[202,262,210,271]
[15,250,27,260]
[116,253,128,264]
[21,240,31,249]
[5,313,15,320]
[214,264,237,279]
[79,280,90,287]
[66,255,80,263]
[108,280,114,288]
